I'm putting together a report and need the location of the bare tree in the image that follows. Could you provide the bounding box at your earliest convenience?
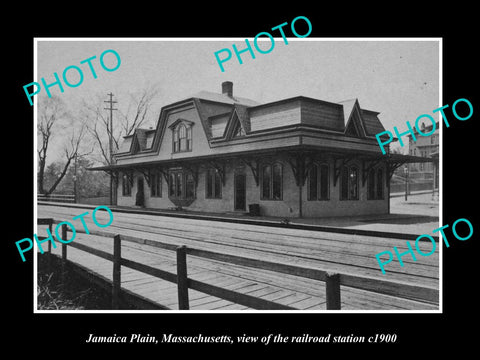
[82,99,115,165]
[37,96,67,194]
[119,86,160,137]
[37,95,92,195]
[83,85,160,166]
[43,123,90,195]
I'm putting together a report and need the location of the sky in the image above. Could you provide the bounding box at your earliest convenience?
[36,38,440,164]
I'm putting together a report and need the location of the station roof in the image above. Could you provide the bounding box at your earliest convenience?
[89,147,433,172]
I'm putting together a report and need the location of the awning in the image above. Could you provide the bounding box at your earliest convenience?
[88,147,433,173]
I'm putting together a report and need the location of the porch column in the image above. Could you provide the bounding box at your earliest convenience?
[286,152,310,218]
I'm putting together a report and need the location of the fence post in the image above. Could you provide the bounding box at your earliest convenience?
[176,245,189,310]
[47,220,53,269]
[61,224,68,287]
[325,273,341,310]
[112,235,121,309]
[47,221,53,254]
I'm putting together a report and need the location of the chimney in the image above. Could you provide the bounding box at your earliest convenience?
[222,81,233,98]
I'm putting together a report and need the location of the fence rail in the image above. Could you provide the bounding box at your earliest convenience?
[37,218,439,310]
[38,194,76,203]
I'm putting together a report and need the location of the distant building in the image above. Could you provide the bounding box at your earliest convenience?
[91,82,431,217]
[408,121,439,187]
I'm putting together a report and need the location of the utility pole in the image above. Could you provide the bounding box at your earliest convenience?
[404,164,409,201]
[104,93,117,205]
[73,153,77,203]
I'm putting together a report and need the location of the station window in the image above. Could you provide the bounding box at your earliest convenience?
[376,169,384,199]
[168,170,195,200]
[150,172,162,197]
[367,168,384,200]
[367,169,376,200]
[122,173,131,196]
[172,123,192,153]
[261,163,282,200]
[308,164,329,201]
[340,166,358,200]
[206,168,222,199]
[186,173,195,199]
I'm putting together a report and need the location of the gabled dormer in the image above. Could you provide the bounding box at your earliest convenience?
[129,128,154,155]
[232,119,246,138]
[339,98,386,140]
[131,135,140,154]
[340,99,368,138]
[223,104,251,140]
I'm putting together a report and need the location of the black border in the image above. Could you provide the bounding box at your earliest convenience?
[7,6,479,354]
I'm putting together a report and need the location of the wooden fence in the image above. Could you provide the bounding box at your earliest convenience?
[38,194,76,203]
[37,218,439,311]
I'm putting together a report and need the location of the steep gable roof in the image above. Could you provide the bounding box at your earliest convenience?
[135,129,148,149]
[234,103,251,133]
[361,109,386,137]
[224,111,244,140]
[339,99,357,127]
[339,98,382,138]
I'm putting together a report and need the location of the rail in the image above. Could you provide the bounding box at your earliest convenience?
[37,218,439,310]
[38,193,76,203]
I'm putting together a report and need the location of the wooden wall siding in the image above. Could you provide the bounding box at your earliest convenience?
[361,110,385,136]
[197,100,233,123]
[250,101,302,132]
[301,135,382,154]
[234,104,251,133]
[300,99,344,131]
[116,134,302,166]
[115,129,382,167]
[210,114,230,138]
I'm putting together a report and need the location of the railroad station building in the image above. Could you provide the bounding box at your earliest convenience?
[92,82,431,218]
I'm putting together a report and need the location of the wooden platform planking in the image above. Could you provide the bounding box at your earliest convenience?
[49,207,440,273]
[37,206,440,310]
[41,231,437,310]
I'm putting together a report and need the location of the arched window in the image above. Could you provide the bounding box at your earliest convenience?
[308,163,329,201]
[172,122,192,153]
[206,168,222,199]
[169,173,176,196]
[349,167,358,200]
[150,171,162,197]
[319,164,329,200]
[261,163,282,200]
[340,165,358,200]
[376,169,384,199]
[367,166,385,200]
[261,165,271,200]
[308,164,318,200]
[367,168,376,200]
[122,173,131,196]
[178,124,187,150]
[173,127,179,152]
[168,170,196,200]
